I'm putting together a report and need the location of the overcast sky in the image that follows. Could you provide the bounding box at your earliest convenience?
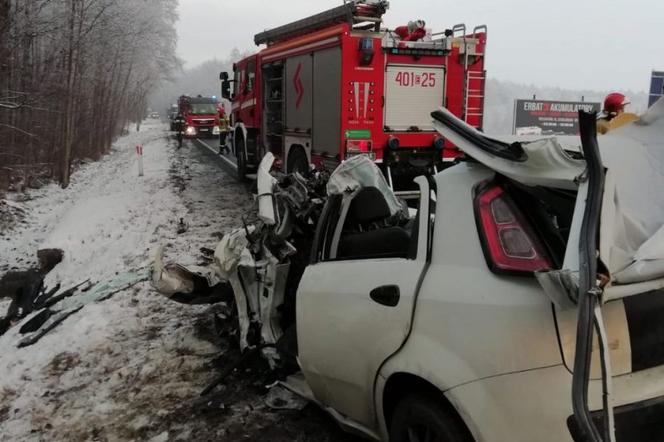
[176,0,663,92]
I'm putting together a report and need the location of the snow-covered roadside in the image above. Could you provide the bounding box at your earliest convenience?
[0,122,361,442]
[0,121,253,441]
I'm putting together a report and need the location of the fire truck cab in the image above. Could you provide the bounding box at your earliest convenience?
[221,0,486,187]
[178,95,221,139]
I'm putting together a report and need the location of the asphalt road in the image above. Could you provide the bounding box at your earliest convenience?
[190,136,239,176]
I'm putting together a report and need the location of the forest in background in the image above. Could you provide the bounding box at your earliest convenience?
[0,0,179,189]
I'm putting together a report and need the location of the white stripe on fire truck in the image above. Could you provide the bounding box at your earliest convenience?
[240,98,256,109]
[363,82,370,119]
[262,36,340,62]
[353,82,360,120]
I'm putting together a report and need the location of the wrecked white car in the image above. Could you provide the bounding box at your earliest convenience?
[152,99,664,442]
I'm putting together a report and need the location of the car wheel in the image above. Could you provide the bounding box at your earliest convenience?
[236,135,247,181]
[390,394,473,442]
[287,147,309,174]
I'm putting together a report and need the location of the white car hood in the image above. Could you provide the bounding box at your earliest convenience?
[433,99,664,297]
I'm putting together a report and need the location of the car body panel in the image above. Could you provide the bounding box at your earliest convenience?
[298,258,425,427]
[297,176,432,429]
[447,361,664,442]
[374,163,563,439]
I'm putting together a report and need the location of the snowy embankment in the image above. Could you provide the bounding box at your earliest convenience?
[0,121,252,440]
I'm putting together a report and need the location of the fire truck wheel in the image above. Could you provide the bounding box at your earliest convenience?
[235,135,247,180]
[287,147,309,175]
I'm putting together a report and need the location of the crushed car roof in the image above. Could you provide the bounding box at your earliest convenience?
[432,98,664,295]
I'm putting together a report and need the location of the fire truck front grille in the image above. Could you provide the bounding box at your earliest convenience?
[193,119,215,125]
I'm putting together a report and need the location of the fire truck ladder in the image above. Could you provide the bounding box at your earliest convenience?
[254,0,388,46]
[453,24,487,130]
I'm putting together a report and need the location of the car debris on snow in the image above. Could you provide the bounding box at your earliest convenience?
[151,152,409,396]
[37,248,64,273]
[151,152,333,362]
[1,252,149,346]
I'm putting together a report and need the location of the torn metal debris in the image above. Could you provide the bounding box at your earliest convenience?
[150,154,404,370]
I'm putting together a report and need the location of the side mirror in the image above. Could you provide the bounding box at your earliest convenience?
[221,80,231,100]
[220,71,229,81]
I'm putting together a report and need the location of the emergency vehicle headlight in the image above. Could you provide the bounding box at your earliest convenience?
[346,139,373,153]
[185,126,196,136]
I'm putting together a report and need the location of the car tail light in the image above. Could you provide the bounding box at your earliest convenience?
[475,184,552,274]
[346,139,372,153]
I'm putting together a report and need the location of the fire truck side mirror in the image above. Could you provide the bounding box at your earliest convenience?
[220,71,232,100]
[221,80,232,100]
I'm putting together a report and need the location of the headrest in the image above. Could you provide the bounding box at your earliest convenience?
[348,187,391,224]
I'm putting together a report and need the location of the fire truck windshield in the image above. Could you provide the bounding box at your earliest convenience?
[190,103,217,115]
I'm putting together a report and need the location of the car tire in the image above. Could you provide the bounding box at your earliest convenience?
[236,134,247,181]
[389,394,473,442]
[287,147,309,175]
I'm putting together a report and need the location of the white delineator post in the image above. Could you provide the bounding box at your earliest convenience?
[136,144,144,176]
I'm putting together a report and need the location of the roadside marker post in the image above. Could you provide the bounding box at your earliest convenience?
[136,145,144,177]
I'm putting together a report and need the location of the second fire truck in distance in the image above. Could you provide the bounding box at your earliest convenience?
[221,0,487,188]
[178,95,221,139]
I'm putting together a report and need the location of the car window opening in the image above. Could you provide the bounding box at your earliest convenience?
[319,187,421,262]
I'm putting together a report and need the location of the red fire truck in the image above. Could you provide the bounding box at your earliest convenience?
[221,0,486,187]
[178,95,221,138]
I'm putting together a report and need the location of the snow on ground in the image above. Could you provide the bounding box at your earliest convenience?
[0,122,242,440]
[0,122,359,441]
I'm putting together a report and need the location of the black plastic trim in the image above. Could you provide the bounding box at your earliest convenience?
[568,395,664,442]
[624,289,664,372]
[571,110,606,442]
[431,109,527,162]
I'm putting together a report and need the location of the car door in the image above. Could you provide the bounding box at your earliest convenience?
[297,177,434,428]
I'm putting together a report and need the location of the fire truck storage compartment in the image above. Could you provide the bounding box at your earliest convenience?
[384,64,445,131]
[262,62,284,157]
[312,47,341,159]
[283,47,341,161]
[285,55,313,134]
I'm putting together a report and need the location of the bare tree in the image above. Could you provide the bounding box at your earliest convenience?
[0,0,179,189]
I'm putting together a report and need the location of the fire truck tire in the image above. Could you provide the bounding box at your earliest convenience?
[235,134,247,181]
[287,147,309,175]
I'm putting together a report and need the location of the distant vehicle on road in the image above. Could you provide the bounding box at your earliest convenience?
[149,112,160,119]
[178,95,220,139]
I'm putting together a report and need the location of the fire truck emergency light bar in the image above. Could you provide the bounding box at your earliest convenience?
[254,0,389,46]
